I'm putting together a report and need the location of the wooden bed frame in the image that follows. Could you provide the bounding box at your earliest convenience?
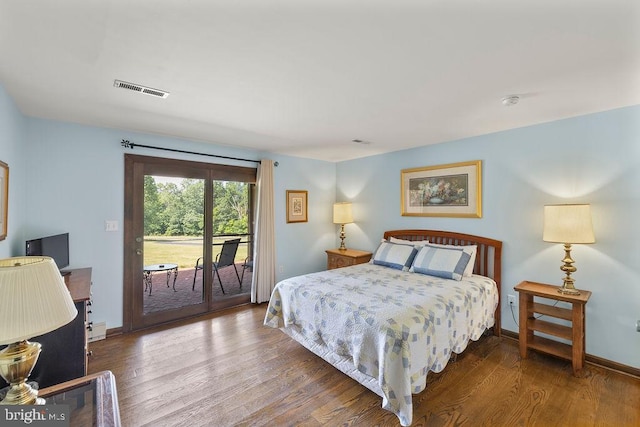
[383,229,503,336]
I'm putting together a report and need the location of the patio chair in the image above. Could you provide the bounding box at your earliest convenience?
[192,238,242,294]
[240,257,253,287]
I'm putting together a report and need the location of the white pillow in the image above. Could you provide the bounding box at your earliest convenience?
[409,244,474,281]
[389,236,429,246]
[426,242,477,276]
[371,241,419,271]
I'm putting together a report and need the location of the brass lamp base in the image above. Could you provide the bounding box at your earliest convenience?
[338,224,347,251]
[557,243,580,296]
[557,284,581,295]
[0,341,45,405]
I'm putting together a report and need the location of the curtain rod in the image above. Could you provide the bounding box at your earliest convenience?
[121,139,266,165]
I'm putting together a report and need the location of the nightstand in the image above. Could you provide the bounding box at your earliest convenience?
[514,281,592,376]
[326,248,372,270]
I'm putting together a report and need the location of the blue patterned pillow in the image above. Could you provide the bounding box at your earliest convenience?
[426,242,477,276]
[409,243,473,281]
[371,241,419,271]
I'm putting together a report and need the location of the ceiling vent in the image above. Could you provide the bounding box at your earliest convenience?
[113,80,170,99]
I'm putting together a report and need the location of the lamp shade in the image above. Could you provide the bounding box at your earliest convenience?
[543,204,595,244]
[333,202,353,224]
[0,257,77,345]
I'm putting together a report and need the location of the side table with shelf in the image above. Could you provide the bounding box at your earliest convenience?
[326,248,372,270]
[514,280,591,375]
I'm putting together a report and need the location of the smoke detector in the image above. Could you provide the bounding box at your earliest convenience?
[113,80,170,99]
[501,95,519,106]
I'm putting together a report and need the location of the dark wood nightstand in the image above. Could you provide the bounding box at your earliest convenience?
[326,248,372,270]
[514,280,592,376]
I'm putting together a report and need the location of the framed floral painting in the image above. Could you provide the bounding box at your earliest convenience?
[0,160,8,240]
[286,190,308,223]
[401,160,482,218]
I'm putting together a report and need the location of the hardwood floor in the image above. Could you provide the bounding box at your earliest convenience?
[88,304,640,427]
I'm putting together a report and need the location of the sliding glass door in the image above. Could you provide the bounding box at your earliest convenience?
[142,175,206,315]
[123,154,256,332]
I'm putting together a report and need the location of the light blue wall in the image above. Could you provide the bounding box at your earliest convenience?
[20,117,335,330]
[272,155,337,277]
[0,85,28,258]
[337,105,640,369]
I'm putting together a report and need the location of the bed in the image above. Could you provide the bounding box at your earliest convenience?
[264,229,502,426]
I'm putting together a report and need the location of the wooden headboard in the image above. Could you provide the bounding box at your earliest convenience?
[383,229,503,336]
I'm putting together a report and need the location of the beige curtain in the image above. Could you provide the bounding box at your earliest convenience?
[251,159,276,303]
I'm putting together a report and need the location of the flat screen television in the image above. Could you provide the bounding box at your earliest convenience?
[25,233,70,270]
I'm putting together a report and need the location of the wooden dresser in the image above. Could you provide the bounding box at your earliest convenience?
[326,248,372,270]
[0,268,92,389]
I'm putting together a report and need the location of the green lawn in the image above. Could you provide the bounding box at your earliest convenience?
[143,236,249,268]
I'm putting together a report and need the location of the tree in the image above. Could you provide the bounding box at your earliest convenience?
[213,181,249,235]
[180,179,204,235]
[157,182,183,235]
[144,177,249,237]
[143,176,163,235]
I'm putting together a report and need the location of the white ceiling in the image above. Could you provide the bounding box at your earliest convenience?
[1,0,638,162]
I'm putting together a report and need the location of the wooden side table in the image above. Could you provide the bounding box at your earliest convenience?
[39,370,121,426]
[326,248,372,270]
[514,281,591,375]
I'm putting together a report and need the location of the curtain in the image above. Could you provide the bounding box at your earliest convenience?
[251,159,276,303]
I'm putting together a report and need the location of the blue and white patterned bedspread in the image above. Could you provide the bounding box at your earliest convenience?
[264,263,498,426]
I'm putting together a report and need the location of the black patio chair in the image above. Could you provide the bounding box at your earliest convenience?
[192,238,242,294]
[240,257,253,287]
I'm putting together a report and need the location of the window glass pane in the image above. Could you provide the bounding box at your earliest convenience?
[207,180,252,298]
[143,175,205,314]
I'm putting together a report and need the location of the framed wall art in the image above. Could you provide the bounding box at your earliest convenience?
[0,160,8,240]
[401,160,482,218]
[286,190,308,223]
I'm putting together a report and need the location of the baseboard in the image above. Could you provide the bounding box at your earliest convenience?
[106,326,123,338]
[500,329,640,378]
[586,354,640,378]
[87,322,107,342]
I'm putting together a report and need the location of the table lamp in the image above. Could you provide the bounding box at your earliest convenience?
[0,257,77,405]
[333,202,353,251]
[543,204,595,295]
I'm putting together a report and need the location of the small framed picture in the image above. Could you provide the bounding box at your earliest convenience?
[286,190,308,223]
[0,160,8,240]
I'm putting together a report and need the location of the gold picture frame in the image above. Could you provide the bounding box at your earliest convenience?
[286,190,308,223]
[0,160,8,240]
[401,160,482,218]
